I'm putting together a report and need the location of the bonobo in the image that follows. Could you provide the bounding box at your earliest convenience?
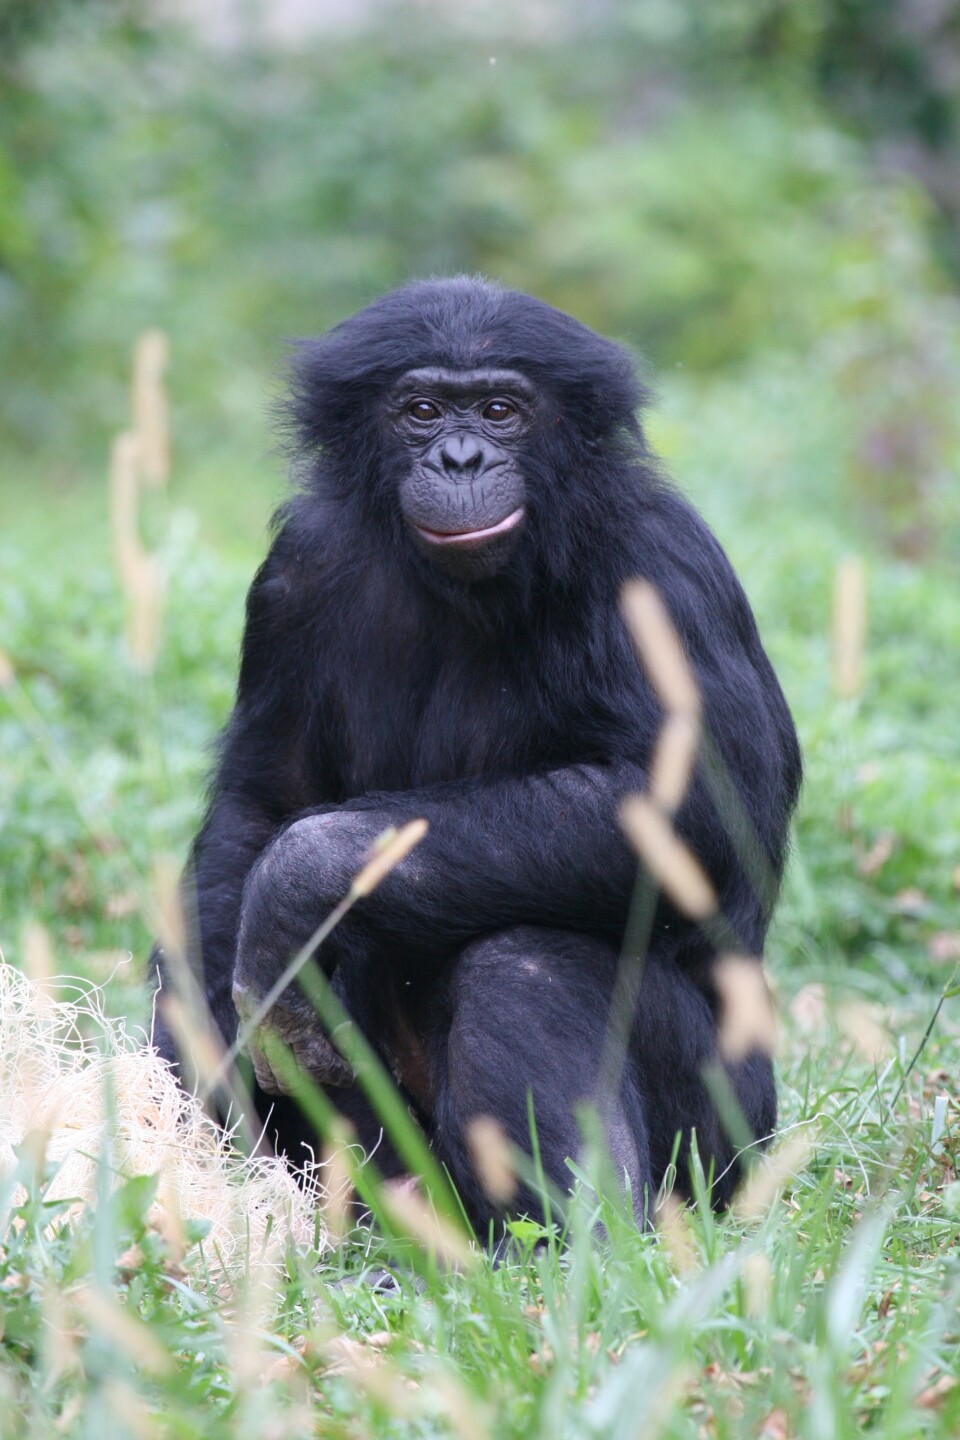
[152,277,801,1227]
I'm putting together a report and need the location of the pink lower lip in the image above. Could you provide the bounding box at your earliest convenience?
[416,506,525,546]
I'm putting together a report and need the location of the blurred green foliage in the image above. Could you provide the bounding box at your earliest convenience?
[0,0,958,564]
[1,21,959,1429]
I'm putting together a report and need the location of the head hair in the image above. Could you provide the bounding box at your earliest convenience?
[286,276,647,457]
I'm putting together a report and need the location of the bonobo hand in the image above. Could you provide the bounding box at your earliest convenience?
[232,809,393,1093]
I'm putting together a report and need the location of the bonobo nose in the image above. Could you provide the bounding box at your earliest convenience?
[440,434,484,475]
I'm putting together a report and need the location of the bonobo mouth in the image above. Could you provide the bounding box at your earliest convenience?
[414,506,526,547]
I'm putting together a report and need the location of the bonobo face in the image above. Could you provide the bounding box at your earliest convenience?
[388,367,535,582]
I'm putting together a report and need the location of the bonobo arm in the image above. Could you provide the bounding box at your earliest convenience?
[152,542,316,1062]
[238,762,645,977]
[152,795,283,1058]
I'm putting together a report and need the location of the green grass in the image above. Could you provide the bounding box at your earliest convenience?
[1,363,959,1438]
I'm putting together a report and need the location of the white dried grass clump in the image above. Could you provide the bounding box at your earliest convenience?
[0,962,324,1274]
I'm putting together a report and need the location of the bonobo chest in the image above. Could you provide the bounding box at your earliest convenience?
[319,618,564,798]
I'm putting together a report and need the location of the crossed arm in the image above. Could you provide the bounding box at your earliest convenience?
[228,762,646,1074]
[241,762,644,959]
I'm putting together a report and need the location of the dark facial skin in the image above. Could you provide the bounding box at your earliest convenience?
[388,367,536,581]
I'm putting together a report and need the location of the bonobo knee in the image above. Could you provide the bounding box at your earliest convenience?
[451,926,554,1010]
[452,925,618,1010]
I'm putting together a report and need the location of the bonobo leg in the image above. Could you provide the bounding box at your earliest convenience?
[428,927,777,1230]
[430,927,652,1231]
[628,953,777,1207]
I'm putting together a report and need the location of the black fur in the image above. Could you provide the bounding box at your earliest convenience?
[152,278,801,1226]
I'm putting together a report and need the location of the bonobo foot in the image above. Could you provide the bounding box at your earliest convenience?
[231,972,353,1094]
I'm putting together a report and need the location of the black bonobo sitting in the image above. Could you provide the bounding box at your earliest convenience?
[151,277,801,1229]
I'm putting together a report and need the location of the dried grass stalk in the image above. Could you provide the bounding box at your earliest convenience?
[714,954,777,1061]
[655,1192,698,1275]
[224,1263,284,1392]
[350,818,429,899]
[383,1185,474,1270]
[126,553,165,672]
[132,329,171,488]
[743,1251,773,1318]
[620,795,717,919]
[832,556,867,700]
[41,1283,78,1391]
[466,1114,517,1205]
[159,992,228,1097]
[102,1379,164,1439]
[109,431,165,671]
[151,854,187,959]
[319,1129,357,1245]
[109,431,144,594]
[621,580,701,718]
[732,1126,817,1221]
[22,920,55,990]
[423,1371,492,1440]
[649,711,700,814]
[836,1000,891,1065]
[74,1288,173,1377]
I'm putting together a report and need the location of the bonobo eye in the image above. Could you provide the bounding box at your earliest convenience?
[482,399,516,422]
[406,399,441,424]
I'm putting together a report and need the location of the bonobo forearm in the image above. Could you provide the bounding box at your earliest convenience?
[158,794,281,1048]
[374,762,645,939]
[261,761,646,957]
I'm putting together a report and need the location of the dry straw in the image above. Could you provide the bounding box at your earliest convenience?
[618,579,713,914]
[147,853,254,1138]
[74,1288,173,1378]
[832,555,867,699]
[109,431,165,671]
[22,918,56,991]
[732,1126,818,1221]
[655,1192,699,1275]
[0,959,322,1275]
[102,1379,165,1440]
[743,1251,773,1319]
[350,819,429,899]
[836,999,891,1066]
[215,817,430,1092]
[648,711,700,815]
[151,852,187,959]
[621,579,701,719]
[382,1184,475,1270]
[319,1128,359,1245]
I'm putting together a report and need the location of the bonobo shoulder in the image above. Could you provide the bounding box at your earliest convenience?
[636,489,761,647]
[236,525,321,695]
[246,509,333,611]
[244,542,298,633]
